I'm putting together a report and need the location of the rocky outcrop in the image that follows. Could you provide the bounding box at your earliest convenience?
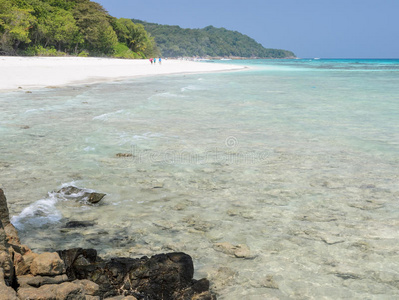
[0,189,216,299]
[0,189,11,227]
[57,248,214,299]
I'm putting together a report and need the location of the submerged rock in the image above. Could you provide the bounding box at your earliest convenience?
[261,275,279,289]
[213,242,257,259]
[63,220,96,229]
[115,153,133,158]
[209,267,237,293]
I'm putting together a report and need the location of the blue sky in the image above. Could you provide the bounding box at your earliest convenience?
[96,0,399,58]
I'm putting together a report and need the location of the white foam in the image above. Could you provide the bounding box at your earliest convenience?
[144,132,163,138]
[181,85,203,92]
[11,192,62,230]
[93,109,124,121]
[10,183,97,230]
[24,108,45,114]
[118,131,165,145]
[84,146,96,152]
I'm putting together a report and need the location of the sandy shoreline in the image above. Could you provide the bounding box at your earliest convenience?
[0,56,246,92]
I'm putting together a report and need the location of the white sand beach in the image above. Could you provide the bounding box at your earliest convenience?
[0,56,245,92]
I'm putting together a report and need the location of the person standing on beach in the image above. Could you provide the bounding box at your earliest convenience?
[159,57,162,65]
[150,58,153,64]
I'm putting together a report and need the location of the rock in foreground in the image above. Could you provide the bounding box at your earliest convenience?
[0,188,216,299]
[58,248,214,299]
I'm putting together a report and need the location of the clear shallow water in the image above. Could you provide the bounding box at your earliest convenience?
[1,59,399,299]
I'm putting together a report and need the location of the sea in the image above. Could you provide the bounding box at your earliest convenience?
[1,59,399,299]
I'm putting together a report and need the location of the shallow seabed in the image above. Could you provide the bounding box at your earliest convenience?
[1,59,399,299]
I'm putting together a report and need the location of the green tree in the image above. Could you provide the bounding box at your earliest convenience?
[72,0,117,54]
[37,7,79,51]
[112,18,159,57]
[0,0,159,57]
[0,0,36,53]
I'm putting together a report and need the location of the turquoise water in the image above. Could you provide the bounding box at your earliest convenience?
[1,59,399,299]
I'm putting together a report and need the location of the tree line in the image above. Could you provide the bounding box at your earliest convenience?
[0,0,295,59]
[0,0,159,58]
[133,20,296,59]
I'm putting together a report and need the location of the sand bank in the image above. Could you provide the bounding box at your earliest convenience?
[0,56,246,92]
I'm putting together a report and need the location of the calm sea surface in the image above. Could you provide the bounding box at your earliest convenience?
[1,59,399,299]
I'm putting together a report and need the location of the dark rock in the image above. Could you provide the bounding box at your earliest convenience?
[57,186,106,204]
[57,248,215,300]
[0,189,17,288]
[57,248,99,279]
[104,296,137,300]
[0,189,11,227]
[116,153,133,158]
[64,221,96,229]
[87,193,106,204]
[177,278,216,300]
[192,278,210,294]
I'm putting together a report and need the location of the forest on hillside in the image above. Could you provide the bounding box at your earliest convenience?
[0,0,295,59]
[0,0,159,58]
[133,19,295,58]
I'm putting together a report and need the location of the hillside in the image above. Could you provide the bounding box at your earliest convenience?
[132,19,295,58]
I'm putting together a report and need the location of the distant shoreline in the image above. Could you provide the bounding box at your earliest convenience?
[0,56,247,92]
[180,56,297,60]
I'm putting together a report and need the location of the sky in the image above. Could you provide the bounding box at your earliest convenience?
[96,0,399,58]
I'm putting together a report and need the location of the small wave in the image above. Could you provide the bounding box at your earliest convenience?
[11,192,63,230]
[93,109,124,121]
[11,183,97,230]
[181,85,203,92]
[157,92,185,98]
[118,131,164,145]
[84,146,96,152]
[144,132,163,138]
[24,108,46,114]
